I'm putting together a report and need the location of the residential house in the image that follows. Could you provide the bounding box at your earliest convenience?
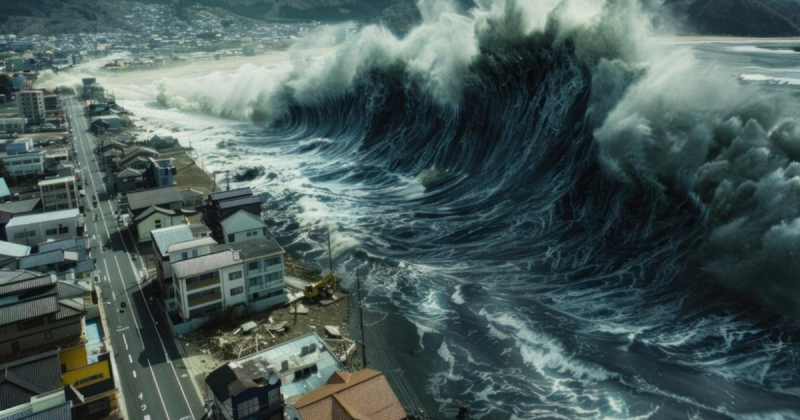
[206,358,284,420]
[151,224,194,285]
[39,176,80,212]
[208,333,345,405]
[0,138,46,177]
[0,272,88,358]
[222,210,270,244]
[124,186,199,218]
[161,237,217,311]
[0,344,121,419]
[90,116,121,134]
[5,209,83,247]
[16,247,95,280]
[114,167,143,194]
[206,188,262,243]
[134,205,186,244]
[148,135,179,151]
[113,146,158,172]
[291,369,408,420]
[144,157,175,188]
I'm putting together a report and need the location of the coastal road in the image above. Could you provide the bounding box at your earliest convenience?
[66,96,205,420]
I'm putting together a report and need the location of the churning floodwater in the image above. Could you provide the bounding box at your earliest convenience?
[45,2,800,418]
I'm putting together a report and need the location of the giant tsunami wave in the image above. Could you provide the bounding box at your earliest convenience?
[154,0,800,418]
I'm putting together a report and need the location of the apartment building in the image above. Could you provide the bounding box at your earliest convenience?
[5,208,83,247]
[39,176,80,212]
[17,90,45,124]
[0,138,45,177]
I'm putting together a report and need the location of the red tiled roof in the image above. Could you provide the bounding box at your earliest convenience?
[295,369,407,420]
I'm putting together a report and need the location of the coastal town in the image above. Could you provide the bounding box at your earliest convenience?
[0,15,428,420]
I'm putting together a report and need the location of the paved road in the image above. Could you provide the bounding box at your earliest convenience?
[66,97,205,420]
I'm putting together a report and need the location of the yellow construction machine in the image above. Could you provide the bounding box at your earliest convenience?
[304,273,339,299]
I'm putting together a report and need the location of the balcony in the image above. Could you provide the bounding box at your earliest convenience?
[185,277,219,292]
[188,293,221,308]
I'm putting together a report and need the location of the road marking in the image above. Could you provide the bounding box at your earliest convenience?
[112,290,116,301]
[128,354,133,364]
[147,358,171,420]
[123,334,128,351]
[116,326,129,332]
[133,370,137,378]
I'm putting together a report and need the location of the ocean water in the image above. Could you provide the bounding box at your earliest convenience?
[47,4,800,419]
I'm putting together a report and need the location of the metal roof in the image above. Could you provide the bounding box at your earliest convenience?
[233,333,344,401]
[116,168,142,178]
[151,225,193,256]
[3,401,73,420]
[0,199,41,214]
[208,187,252,203]
[236,238,284,260]
[166,237,217,254]
[56,281,90,299]
[221,210,266,234]
[38,176,75,186]
[18,250,63,270]
[0,240,31,258]
[6,209,79,227]
[218,196,261,211]
[171,250,239,279]
[38,237,87,253]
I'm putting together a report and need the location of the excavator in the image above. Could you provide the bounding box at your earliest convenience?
[304,273,339,300]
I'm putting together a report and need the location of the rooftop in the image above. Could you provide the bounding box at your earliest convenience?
[6,209,79,228]
[206,358,279,404]
[38,237,87,254]
[235,238,284,260]
[126,186,182,211]
[0,351,63,410]
[151,225,193,257]
[295,369,408,420]
[37,176,75,187]
[171,250,238,279]
[221,210,266,234]
[0,199,41,215]
[234,333,344,401]
[218,196,261,211]
[0,241,31,258]
[166,237,216,254]
[133,205,179,222]
[208,187,252,203]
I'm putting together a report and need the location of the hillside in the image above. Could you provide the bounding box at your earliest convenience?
[3,0,800,37]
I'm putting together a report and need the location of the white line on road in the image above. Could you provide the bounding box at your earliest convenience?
[133,370,137,378]
[147,358,171,420]
[128,354,133,364]
[123,334,128,351]
[112,290,116,301]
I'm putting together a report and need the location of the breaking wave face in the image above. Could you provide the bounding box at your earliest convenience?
[156,0,800,417]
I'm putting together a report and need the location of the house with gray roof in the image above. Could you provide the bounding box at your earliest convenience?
[221,210,270,244]
[133,205,186,244]
[113,167,143,194]
[0,199,41,233]
[0,273,88,359]
[5,209,83,247]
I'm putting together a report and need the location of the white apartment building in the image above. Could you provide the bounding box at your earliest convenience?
[169,237,287,324]
[0,138,45,176]
[17,91,45,123]
[39,176,80,212]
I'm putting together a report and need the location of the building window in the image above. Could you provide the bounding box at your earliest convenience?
[188,287,220,301]
[266,257,281,267]
[27,230,36,237]
[58,225,69,234]
[248,261,259,271]
[188,302,222,318]
[268,387,281,406]
[229,271,242,280]
[237,397,259,418]
[154,219,162,229]
[17,317,45,331]
[13,232,25,239]
[227,234,235,243]
[45,331,53,341]
[46,228,57,235]
[185,272,216,286]
[181,252,188,259]
[230,286,243,296]
[192,249,199,257]
[249,277,262,288]
[265,271,283,283]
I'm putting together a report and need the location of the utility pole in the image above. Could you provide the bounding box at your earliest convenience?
[326,224,333,275]
[357,269,367,368]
